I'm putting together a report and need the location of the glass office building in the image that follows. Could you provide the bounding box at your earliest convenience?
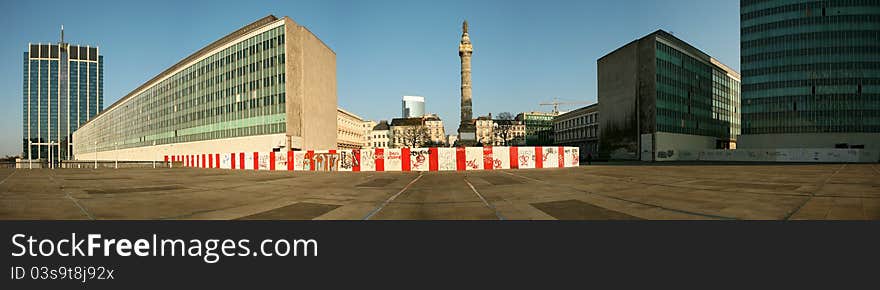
[72,15,337,161]
[22,38,103,162]
[517,112,557,145]
[740,0,880,149]
[599,30,741,160]
[401,95,425,118]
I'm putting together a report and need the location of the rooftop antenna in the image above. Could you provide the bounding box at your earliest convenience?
[60,25,64,43]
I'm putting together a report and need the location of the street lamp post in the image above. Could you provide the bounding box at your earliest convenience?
[152,141,157,169]
[28,140,32,169]
[114,142,118,169]
[94,141,98,170]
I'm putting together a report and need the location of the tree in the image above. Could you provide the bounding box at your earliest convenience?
[399,126,430,148]
[494,112,517,146]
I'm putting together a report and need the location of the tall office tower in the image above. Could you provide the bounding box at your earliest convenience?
[401,95,425,118]
[23,26,103,162]
[740,0,880,150]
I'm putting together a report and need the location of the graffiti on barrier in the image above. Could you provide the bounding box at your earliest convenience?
[339,151,359,170]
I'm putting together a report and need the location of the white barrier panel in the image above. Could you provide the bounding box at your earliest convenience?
[410,148,431,171]
[438,148,457,171]
[464,147,483,170]
[338,150,356,172]
[221,153,232,169]
[564,147,580,167]
[384,149,403,171]
[293,151,309,171]
[244,153,255,170]
[492,147,510,170]
[273,152,288,171]
[542,146,559,168]
[360,149,376,171]
[258,153,271,170]
[517,147,536,169]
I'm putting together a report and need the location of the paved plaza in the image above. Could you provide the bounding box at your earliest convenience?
[1,163,878,220]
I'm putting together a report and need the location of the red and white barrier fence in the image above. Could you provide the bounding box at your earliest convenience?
[168,146,579,172]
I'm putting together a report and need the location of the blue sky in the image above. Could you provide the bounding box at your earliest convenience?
[0,0,740,156]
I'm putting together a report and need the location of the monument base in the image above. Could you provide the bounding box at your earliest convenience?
[457,124,477,147]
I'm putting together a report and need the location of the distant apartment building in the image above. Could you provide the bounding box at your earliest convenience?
[423,114,447,146]
[554,104,599,160]
[72,15,337,161]
[390,114,445,147]
[362,120,376,148]
[475,114,525,146]
[598,29,741,161]
[516,111,557,145]
[23,28,103,162]
[337,107,367,149]
[370,120,391,148]
[401,95,425,118]
[739,0,880,150]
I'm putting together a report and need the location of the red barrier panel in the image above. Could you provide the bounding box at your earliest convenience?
[269,151,276,171]
[253,152,259,171]
[558,146,565,168]
[509,147,519,169]
[239,153,245,170]
[375,148,384,172]
[483,146,493,170]
[215,154,220,168]
[401,148,411,172]
[287,151,294,171]
[429,147,439,171]
[535,146,543,169]
[456,147,466,171]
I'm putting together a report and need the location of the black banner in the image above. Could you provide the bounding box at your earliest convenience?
[2,221,878,288]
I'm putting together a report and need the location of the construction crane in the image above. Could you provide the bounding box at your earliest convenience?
[539,97,592,114]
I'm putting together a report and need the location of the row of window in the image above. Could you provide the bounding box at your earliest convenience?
[743,46,880,63]
[743,14,880,35]
[743,62,880,76]
[76,25,288,152]
[743,77,878,90]
[742,30,880,50]
[741,0,877,20]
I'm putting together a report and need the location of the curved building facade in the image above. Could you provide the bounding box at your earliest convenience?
[740,0,880,149]
[72,15,337,161]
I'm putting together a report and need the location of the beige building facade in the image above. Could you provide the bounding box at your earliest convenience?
[554,104,599,160]
[337,107,367,149]
[72,15,337,161]
[475,115,525,146]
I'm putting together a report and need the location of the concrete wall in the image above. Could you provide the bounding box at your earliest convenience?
[740,133,880,151]
[285,17,338,151]
[698,149,878,163]
[181,146,580,172]
[651,132,716,161]
[598,41,639,160]
[75,134,286,161]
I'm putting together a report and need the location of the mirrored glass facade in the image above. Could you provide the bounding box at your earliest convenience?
[22,43,102,161]
[741,0,880,134]
[656,41,741,141]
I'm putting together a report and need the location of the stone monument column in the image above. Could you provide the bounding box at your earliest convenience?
[457,20,477,145]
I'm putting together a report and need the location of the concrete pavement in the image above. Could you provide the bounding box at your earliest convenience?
[1,163,878,220]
